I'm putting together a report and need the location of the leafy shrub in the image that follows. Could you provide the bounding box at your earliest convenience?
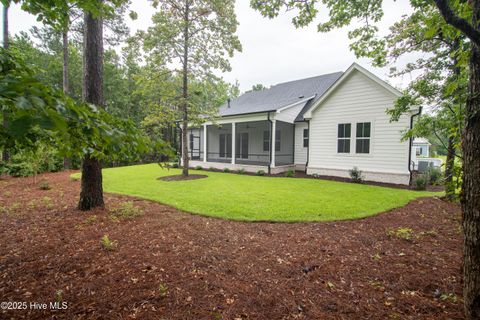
[8,143,63,177]
[223,168,230,173]
[427,167,443,185]
[312,173,320,179]
[110,201,143,221]
[70,175,80,182]
[38,180,51,190]
[387,227,414,240]
[237,168,245,174]
[171,162,179,168]
[100,235,117,251]
[284,170,295,178]
[195,165,203,170]
[349,167,364,183]
[256,170,266,176]
[414,174,428,190]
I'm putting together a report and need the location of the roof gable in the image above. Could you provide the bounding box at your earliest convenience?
[303,63,402,119]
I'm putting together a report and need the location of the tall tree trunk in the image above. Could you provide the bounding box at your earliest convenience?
[462,3,480,315]
[181,1,190,177]
[78,5,104,211]
[62,28,72,170]
[444,135,456,201]
[2,4,9,163]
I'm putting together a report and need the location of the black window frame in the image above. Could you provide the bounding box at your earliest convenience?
[275,130,281,152]
[355,122,371,154]
[337,123,351,153]
[303,128,309,148]
[263,130,269,151]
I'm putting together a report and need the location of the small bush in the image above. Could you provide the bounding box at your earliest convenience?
[312,173,320,179]
[427,167,443,185]
[284,170,295,178]
[171,162,179,168]
[110,201,143,221]
[237,168,245,174]
[387,227,414,240]
[349,167,364,183]
[414,174,428,190]
[70,175,80,182]
[209,167,216,171]
[38,180,51,190]
[223,168,230,173]
[256,170,266,176]
[195,165,203,170]
[100,234,117,251]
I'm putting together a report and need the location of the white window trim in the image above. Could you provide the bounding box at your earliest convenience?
[335,120,375,157]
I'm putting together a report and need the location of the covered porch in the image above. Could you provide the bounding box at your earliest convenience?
[185,115,295,174]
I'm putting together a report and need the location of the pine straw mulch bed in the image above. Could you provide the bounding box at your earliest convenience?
[0,171,463,319]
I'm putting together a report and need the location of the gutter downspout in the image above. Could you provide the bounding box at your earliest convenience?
[408,107,423,185]
[267,112,272,174]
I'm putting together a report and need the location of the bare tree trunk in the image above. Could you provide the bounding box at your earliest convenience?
[2,4,9,163]
[181,0,190,177]
[444,135,456,201]
[62,28,72,170]
[78,4,104,211]
[462,2,480,315]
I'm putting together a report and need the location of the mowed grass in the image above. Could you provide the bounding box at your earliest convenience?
[74,164,441,222]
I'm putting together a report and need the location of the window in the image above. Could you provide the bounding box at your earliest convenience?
[263,131,269,151]
[219,133,232,158]
[356,122,371,154]
[236,132,249,159]
[275,130,281,152]
[416,147,421,156]
[189,133,194,150]
[337,123,351,153]
[263,130,280,151]
[303,129,309,148]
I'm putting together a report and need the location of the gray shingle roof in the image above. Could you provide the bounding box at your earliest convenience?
[218,71,343,121]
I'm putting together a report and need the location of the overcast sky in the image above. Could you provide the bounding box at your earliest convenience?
[5,0,415,92]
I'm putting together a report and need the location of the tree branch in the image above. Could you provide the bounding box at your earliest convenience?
[434,0,480,46]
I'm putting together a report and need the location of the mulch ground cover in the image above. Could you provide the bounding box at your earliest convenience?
[0,171,463,319]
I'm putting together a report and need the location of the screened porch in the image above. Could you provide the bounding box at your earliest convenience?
[186,120,294,170]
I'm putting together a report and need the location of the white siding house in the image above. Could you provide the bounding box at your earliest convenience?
[185,63,418,185]
[303,66,411,185]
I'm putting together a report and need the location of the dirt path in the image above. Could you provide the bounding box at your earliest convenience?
[0,171,463,319]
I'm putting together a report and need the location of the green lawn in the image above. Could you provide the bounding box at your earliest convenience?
[75,164,441,222]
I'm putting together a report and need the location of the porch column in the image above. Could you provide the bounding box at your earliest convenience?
[271,120,276,168]
[203,124,207,162]
[231,122,236,164]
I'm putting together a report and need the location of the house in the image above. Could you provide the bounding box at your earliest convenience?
[185,63,419,185]
[411,138,443,172]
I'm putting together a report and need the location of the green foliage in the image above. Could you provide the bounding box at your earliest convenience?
[0,48,167,166]
[256,170,266,176]
[414,174,428,191]
[236,168,245,174]
[100,234,117,251]
[284,170,295,178]
[427,167,443,185]
[158,283,168,297]
[110,201,143,221]
[195,165,203,170]
[223,168,230,173]
[387,227,414,240]
[349,167,364,183]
